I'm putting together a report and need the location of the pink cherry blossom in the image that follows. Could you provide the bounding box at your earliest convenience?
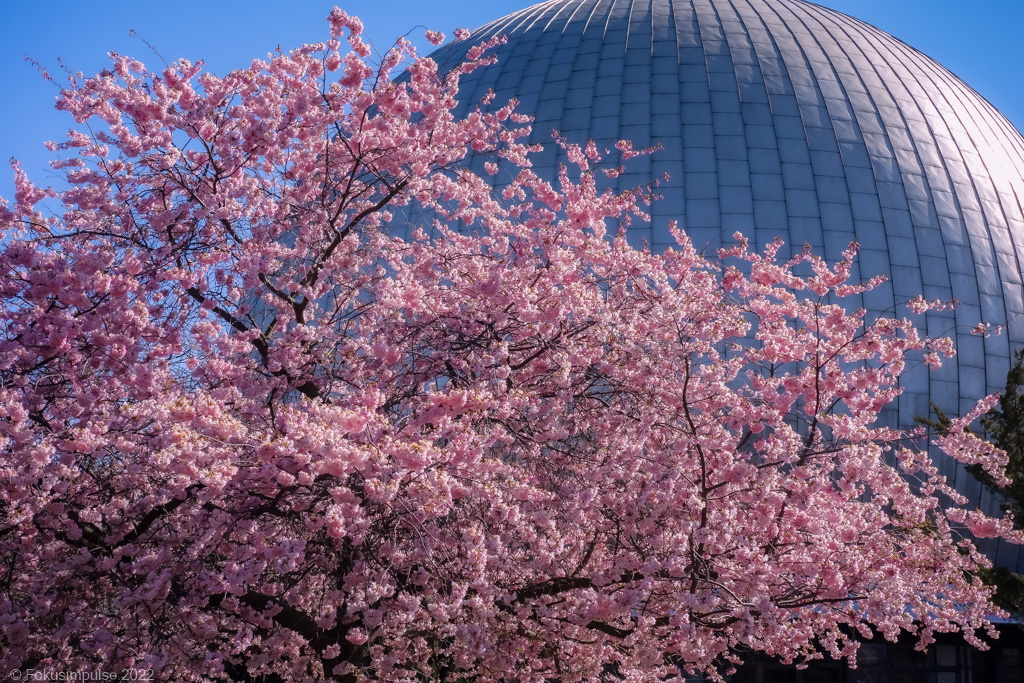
[0,7,1017,683]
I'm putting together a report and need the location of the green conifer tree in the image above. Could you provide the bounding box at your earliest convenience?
[975,349,1024,618]
[924,349,1024,618]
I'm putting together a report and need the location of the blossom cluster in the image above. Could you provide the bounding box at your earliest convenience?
[0,7,1017,683]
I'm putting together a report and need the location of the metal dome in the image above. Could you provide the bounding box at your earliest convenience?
[427,0,1024,564]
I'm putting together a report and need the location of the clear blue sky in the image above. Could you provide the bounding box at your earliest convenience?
[2,1,1022,199]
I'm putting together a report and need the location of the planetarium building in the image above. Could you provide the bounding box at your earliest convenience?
[431,0,1024,543]
[428,1,1024,677]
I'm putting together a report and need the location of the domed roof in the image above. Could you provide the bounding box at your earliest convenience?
[429,0,1024,557]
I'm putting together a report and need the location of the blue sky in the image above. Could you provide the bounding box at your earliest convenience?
[2,1,1022,199]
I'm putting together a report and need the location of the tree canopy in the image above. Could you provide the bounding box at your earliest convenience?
[0,9,1019,682]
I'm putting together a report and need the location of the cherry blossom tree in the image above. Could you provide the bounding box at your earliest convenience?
[0,8,1019,683]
